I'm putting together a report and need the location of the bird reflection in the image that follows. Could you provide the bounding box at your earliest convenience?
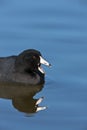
[0,82,47,114]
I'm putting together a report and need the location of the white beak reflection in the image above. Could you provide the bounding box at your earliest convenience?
[36,106,47,112]
[36,97,47,112]
[36,97,44,105]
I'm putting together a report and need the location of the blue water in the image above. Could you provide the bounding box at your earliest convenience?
[0,0,87,130]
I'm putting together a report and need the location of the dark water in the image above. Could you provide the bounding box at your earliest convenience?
[0,0,87,130]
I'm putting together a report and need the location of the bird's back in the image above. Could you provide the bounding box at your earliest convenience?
[0,56,16,81]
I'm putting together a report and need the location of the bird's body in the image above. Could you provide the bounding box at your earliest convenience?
[0,49,51,85]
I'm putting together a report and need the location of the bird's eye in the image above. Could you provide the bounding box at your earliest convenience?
[33,56,36,59]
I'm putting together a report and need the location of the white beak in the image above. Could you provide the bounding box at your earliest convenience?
[38,66,45,74]
[38,56,51,74]
[40,56,51,66]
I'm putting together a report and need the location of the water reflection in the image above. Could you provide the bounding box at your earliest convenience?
[0,82,46,114]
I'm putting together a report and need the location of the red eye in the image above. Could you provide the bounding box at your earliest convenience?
[32,56,36,59]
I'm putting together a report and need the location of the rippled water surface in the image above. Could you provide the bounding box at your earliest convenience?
[0,0,87,130]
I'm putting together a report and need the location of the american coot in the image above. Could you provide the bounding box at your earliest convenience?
[0,49,51,85]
